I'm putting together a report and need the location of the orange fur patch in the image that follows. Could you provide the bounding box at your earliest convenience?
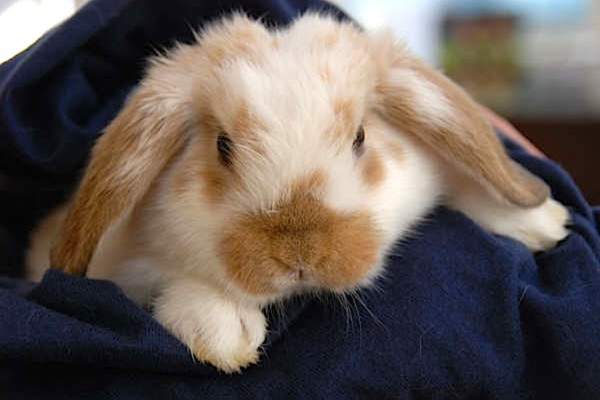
[332,98,357,140]
[232,103,265,139]
[50,87,189,275]
[201,15,272,65]
[361,149,385,187]
[167,108,231,203]
[334,98,354,121]
[219,171,380,296]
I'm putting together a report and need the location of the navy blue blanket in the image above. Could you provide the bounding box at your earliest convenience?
[1,1,600,398]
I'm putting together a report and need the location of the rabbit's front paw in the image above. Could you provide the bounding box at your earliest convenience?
[154,281,266,373]
[190,303,266,373]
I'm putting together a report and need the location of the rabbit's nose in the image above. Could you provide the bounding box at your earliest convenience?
[272,256,307,278]
[294,263,306,280]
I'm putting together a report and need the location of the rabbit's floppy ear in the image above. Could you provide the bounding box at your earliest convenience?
[50,85,189,276]
[50,14,275,276]
[374,40,549,207]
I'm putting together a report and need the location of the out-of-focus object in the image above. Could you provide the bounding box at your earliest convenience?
[441,0,600,119]
[516,0,600,119]
[442,13,521,113]
[438,1,600,202]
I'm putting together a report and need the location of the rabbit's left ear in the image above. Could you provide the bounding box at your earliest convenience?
[50,85,190,276]
[373,37,549,207]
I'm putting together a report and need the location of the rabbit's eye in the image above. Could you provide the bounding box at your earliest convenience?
[217,133,233,166]
[353,125,365,156]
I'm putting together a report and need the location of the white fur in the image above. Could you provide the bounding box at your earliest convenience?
[357,123,443,285]
[388,69,456,129]
[211,52,371,215]
[153,278,266,373]
[368,126,441,247]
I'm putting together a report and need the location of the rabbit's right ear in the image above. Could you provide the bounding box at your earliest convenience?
[50,85,190,276]
[372,35,549,208]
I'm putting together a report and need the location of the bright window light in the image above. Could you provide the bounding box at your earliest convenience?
[0,0,76,63]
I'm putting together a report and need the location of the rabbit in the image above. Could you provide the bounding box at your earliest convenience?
[27,12,570,373]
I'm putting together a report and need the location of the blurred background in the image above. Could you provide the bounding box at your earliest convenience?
[1,0,599,201]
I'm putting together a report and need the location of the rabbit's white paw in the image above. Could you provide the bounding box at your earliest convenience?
[154,280,266,373]
[188,303,266,373]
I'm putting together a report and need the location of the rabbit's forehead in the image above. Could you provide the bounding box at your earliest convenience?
[210,46,374,144]
[196,14,378,145]
[205,64,375,214]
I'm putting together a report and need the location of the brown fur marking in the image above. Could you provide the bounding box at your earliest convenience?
[219,171,380,296]
[201,15,271,65]
[332,98,357,140]
[361,149,385,187]
[50,87,188,275]
[232,103,265,138]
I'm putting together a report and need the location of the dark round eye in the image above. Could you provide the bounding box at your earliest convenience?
[352,125,365,155]
[217,133,233,166]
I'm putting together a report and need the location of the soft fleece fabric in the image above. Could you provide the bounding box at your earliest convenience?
[1,1,599,399]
